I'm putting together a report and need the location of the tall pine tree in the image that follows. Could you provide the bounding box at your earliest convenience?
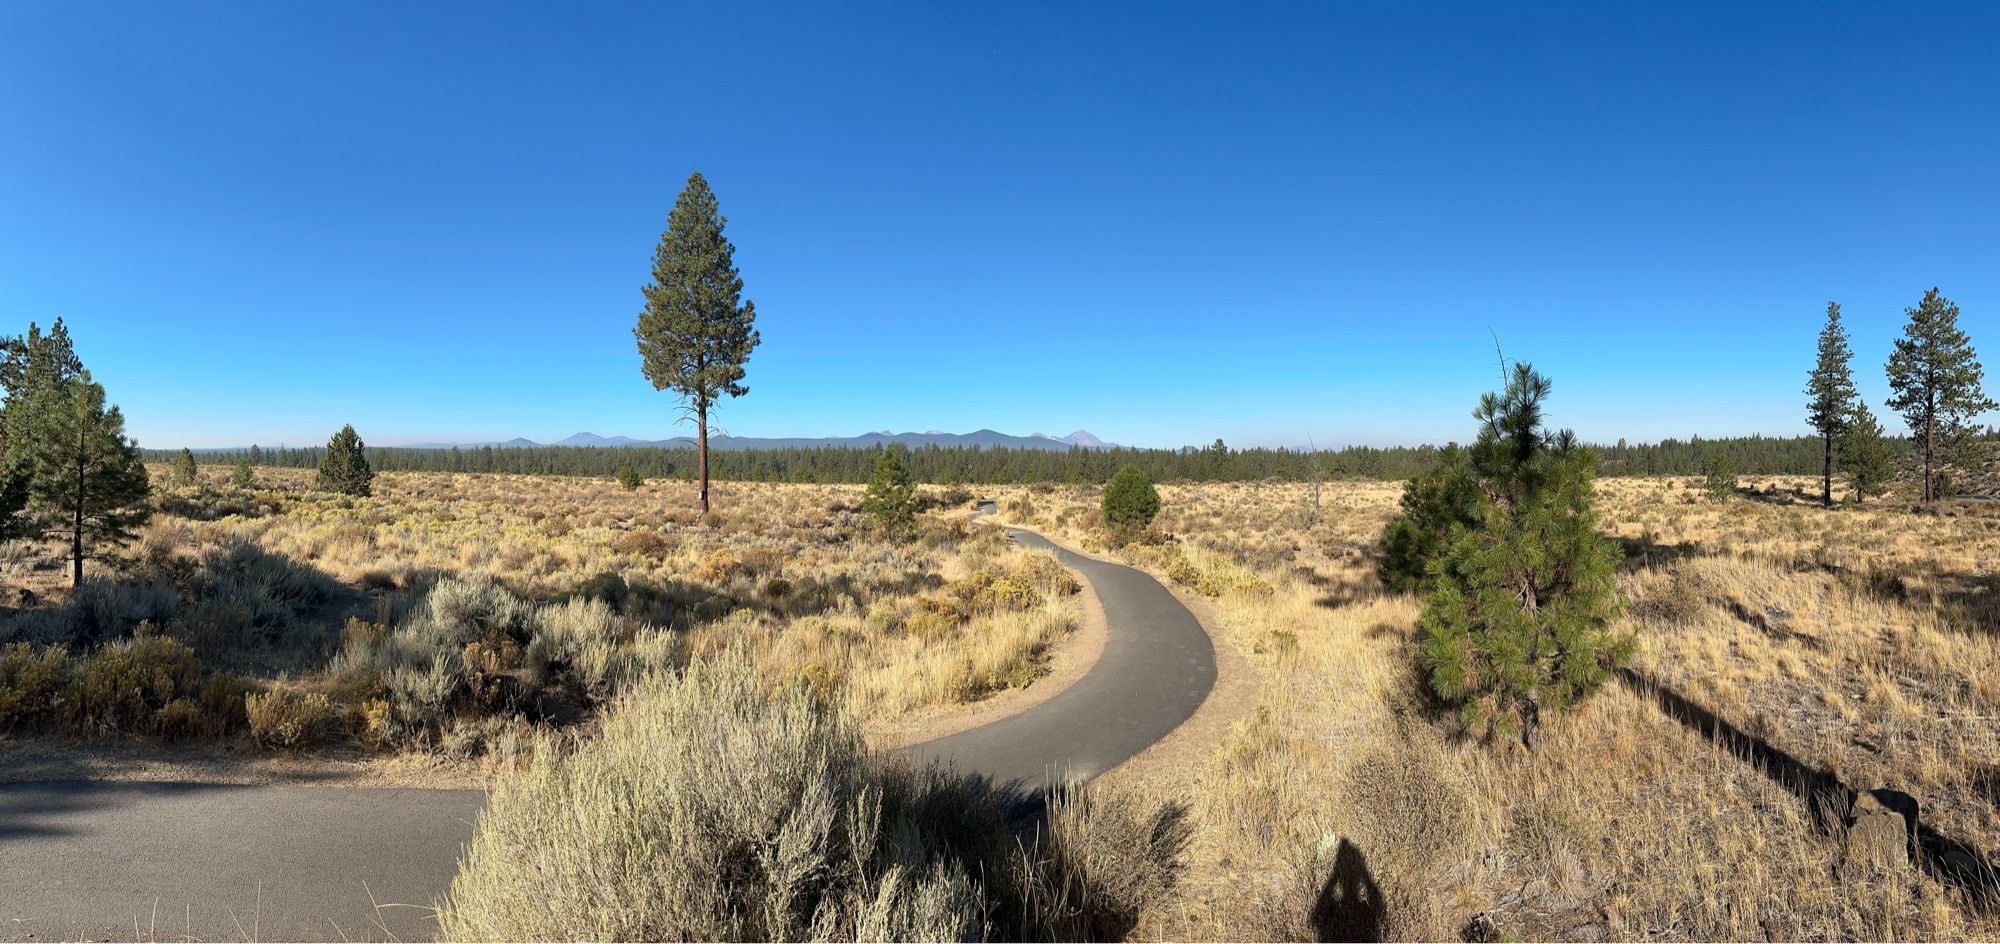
[1399,363,1631,748]
[30,374,152,588]
[635,172,761,515]
[1805,301,1857,506]
[317,425,375,497]
[1886,287,1994,501]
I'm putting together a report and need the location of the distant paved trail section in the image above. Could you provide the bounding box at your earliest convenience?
[0,518,1215,942]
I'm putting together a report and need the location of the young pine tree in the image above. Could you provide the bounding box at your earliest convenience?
[29,374,152,588]
[1100,465,1161,538]
[317,425,375,497]
[1805,301,1858,507]
[230,456,255,489]
[634,172,761,515]
[173,447,199,487]
[862,447,916,535]
[1842,400,1894,504]
[1704,452,1737,501]
[1400,363,1630,748]
[1886,287,1995,502]
[615,461,644,491]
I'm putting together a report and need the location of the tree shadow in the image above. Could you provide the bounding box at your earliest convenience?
[1310,838,1385,942]
[1613,534,1700,572]
[1620,669,1999,908]
[1735,484,1817,506]
[1722,597,1824,650]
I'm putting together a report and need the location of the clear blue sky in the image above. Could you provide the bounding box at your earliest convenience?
[3,2,1996,450]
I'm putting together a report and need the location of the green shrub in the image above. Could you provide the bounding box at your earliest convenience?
[78,636,204,733]
[615,462,644,491]
[0,642,73,732]
[245,685,340,748]
[1100,465,1161,534]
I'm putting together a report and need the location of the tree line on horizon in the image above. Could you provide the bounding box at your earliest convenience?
[148,429,1928,487]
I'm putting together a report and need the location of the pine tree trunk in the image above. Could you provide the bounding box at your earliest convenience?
[697,402,710,515]
[71,429,85,589]
[1925,407,1936,502]
[1822,434,1833,507]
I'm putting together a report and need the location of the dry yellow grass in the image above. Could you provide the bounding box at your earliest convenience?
[0,468,1085,750]
[989,476,2000,941]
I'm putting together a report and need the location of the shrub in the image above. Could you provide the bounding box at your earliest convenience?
[613,528,674,560]
[78,636,204,733]
[437,653,989,942]
[439,650,1186,942]
[1007,782,1191,941]
[615,462,644,491]
[245,685,341,749]
[0,642,72,731]
[1100,465,1161,535]
[427,574,536,645]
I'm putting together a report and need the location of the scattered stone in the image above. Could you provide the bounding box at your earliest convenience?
[1845,788,1917,870]
[1462,912,1498,943]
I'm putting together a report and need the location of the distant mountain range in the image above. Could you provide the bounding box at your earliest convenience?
[396,429,1120,451]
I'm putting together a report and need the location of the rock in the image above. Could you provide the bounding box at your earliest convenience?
[1845,788,1917,869]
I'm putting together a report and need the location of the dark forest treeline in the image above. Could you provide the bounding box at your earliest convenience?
[151,433,1919,485]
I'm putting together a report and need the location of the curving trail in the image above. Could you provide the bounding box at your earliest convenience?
[0,507,1215,942]
[902,516,1217,792]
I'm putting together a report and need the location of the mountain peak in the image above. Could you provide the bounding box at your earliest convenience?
[1061,430,1107,448]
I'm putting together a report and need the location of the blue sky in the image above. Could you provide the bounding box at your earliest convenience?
[3,2,1996,450]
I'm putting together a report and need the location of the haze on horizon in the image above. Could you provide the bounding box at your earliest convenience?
[2,2,1995,452]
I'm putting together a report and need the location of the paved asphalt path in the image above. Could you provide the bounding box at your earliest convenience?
[0,513,1215,941]
[902,521,1217,792]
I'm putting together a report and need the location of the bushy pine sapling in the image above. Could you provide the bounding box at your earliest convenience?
[615,462,644,491]
[1842,401,1893,504]
[230,457,255,489]
[173,447,199,487]
[316,425,374,497]
[1100,465,1160,540]
[1397,363,1631,748]
[862,447,915,535]
[1703,453,1737,501]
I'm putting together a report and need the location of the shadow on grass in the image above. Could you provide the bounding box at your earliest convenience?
[1722,597,1825,650]
[1310,838,1384,942]
[1620,668,1998,909]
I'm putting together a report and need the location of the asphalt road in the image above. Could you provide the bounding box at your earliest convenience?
[0,780,485,941]
[0,518,1215,941]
